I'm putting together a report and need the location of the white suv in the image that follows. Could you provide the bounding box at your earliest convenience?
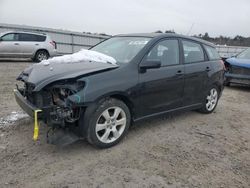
[0,31,57,62]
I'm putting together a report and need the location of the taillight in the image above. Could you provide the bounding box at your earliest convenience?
[219,60,226,70]
[50,41,57,49]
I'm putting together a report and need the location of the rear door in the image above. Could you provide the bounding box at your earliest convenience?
[0,33,21,57]
[181,39,211,106]
[138,38,184,117]
[18,33,40,57]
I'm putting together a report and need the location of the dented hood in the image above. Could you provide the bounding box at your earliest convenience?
[226,57,250,69]
[17,61,118,91]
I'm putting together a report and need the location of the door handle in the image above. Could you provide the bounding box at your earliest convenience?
[35,44,39,46]
[206,67,211,71]
[176,70,183,75]
[14,43,19,45]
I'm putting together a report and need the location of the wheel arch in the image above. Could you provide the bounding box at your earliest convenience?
[210,81,223,97]
[33,49,50,59]
[213,81,222,92]
[110,94,135,119]
[92,92,135,122]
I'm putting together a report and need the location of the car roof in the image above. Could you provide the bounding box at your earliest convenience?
[116,33,215,47]
[0,31,47,36]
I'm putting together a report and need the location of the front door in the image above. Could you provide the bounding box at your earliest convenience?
[138,38,184,117]
[0,33,21,57]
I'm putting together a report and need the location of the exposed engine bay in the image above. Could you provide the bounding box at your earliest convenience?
[49,82,82,125]
[20,80,85,128]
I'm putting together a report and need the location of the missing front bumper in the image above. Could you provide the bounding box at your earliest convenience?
[14,89,80,145]
[14,89,43,118]
[14,89,43,140]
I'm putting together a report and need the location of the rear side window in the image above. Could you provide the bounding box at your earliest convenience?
[18,33,46,42]
[182,40,205,63]
[146,39,179,66]
[19,33,36,41]
[204,45,220,60]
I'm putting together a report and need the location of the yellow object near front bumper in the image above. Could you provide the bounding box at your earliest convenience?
[33,110,42,141]
[14,89,43,141]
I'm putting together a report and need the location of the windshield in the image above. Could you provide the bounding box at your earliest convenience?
[91,37,151,63]
[237,48,250,59]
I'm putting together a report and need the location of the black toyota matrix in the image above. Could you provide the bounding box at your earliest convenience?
[15,33,225,148]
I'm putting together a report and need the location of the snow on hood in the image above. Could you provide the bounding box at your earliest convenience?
[41,49,117,66]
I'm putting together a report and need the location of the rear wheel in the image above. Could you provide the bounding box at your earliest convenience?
[82,98,131,148]
[199,86,219,114]
[34,50,49,62]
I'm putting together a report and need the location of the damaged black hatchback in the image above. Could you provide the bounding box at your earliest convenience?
[15,33,224,148]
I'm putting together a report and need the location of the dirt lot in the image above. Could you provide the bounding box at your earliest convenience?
[0,62,249,188]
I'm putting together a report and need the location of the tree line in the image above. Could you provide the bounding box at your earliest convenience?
[155,30,250,47]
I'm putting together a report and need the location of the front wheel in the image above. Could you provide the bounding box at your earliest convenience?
[199,86,219,114]
[83,98,131,148]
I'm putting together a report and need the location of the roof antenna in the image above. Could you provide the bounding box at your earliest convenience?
[187,23,194,36]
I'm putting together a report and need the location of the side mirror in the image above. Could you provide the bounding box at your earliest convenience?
[0,38,2,42]
[139,60,161,71]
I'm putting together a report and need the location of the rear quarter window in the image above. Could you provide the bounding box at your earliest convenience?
[35,35,46,42]
[204,45,220,60]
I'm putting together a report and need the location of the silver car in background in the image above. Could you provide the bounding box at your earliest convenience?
[0,31,57,62]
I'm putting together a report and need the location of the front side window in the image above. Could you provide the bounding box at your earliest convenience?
[1,33,17,41]
[204,45,220,60]
[91,37,151,63]
[183,40,205,63]
[146,39,179,66]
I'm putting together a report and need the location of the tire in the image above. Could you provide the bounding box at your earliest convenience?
[34,50,49,62]
[82,98,131,148]
[199,85,219,114]
[224,79,231,87]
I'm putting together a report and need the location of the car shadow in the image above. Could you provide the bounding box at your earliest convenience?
[56,110,196,153]
[0,58,32,62]
[226,84,250,92]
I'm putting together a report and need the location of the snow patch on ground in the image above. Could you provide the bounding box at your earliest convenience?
[41,49,117,66]
[0,111,29,127]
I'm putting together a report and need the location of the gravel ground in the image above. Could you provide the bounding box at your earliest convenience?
[0,62,249,188]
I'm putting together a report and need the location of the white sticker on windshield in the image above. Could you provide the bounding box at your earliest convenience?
[129,41,148,45]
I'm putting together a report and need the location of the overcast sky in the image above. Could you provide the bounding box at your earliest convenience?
[0,0,249,37]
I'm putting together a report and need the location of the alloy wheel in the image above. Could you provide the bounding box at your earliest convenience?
[95,107,127,144]
[206,88,218,111]
[37,52,48,61]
